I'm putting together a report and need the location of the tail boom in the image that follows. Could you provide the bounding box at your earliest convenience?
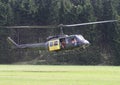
[7,37,46,50]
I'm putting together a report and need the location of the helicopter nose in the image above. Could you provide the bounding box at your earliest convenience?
[82,40,90,49]
[84,40,90,45]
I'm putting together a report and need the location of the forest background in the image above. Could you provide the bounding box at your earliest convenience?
[0,0,120,65]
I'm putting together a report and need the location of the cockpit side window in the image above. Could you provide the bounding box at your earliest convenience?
[66,36,75,42]
[49,42,53,47]
[54,41,58,46]
[71,36,78,46]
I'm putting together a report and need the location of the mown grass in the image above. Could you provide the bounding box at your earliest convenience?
[0,65,120,85]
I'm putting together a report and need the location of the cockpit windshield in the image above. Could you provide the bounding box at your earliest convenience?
[76,35,85,40]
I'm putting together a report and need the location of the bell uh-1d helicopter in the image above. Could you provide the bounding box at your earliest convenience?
[6,20,117,52]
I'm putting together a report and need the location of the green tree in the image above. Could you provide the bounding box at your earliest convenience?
[0,1,12,63]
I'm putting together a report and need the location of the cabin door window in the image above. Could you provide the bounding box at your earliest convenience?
[48,39,60,51]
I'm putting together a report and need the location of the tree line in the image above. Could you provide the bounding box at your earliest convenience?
[0,0,120,65]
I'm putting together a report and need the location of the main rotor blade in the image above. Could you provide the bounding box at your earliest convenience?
[63,20,118,27]
[0,20,117,28]
[0,25,57,29]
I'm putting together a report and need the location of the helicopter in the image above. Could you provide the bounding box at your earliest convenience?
[5,20,117,52]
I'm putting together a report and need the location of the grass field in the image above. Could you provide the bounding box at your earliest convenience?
[0,65,120,85]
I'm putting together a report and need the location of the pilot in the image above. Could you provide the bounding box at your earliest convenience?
[72,38,77,46]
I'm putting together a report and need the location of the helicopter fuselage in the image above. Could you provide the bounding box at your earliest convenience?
[47,35,90,51]
[7,34,90,52]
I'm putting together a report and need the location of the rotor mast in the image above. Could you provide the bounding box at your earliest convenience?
[60,27,64,35]
[58,24,65,36]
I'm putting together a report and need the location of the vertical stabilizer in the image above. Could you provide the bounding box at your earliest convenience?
[7,37,19,48]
